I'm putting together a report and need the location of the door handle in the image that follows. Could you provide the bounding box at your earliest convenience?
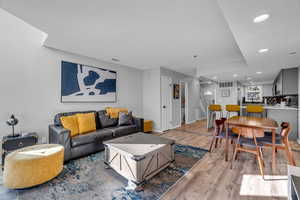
[163,105,166,109]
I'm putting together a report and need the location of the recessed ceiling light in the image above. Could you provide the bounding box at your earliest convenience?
[253,14,270,23]
[233,74,238,77]
[258,48,269,53]
[247,77,252,80]
[212,76,217,79]
[256,71,262,74]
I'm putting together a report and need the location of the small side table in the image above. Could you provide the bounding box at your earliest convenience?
[1,133,38,170]
[143,120,153,133]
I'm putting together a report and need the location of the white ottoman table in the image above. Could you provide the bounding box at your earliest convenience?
[104,133,175,189]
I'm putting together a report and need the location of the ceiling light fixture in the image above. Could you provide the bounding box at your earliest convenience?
[256,71,262,74]
[258,48,269,53]
[233,74,238,77]
[247,77,252,80]
[212,76,217,79]
[204,90,213,96]
[253,14,270,23]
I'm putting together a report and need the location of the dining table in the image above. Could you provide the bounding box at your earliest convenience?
[225,116,279,173]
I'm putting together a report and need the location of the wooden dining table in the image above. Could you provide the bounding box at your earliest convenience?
[225,116,279,173]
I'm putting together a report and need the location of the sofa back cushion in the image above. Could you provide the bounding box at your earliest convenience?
[106,107,128,119]
[118,111,133,126]
[60,115,79,137]
[97,110,118,128]
[76,113,97,134]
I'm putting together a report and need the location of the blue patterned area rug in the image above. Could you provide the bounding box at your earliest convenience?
[0,145,207,200]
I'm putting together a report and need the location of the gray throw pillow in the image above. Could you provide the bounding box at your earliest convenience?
[97,111,118,128]
[118,111,133,126]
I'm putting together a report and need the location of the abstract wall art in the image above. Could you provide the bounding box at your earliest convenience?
[173,84,180,99]
[61,61,117,102]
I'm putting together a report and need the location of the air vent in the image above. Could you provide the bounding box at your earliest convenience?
[219,82,233,88]
[112,58,120,62]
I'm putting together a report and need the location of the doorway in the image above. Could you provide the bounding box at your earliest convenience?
[161,76,172,131]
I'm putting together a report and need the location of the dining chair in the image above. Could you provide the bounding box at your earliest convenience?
[246,105,264,118]
[225,105,240,119]
[259,122,296,166]
[209,118,236,152]
[207,104,222,129]
[231,127,265,178]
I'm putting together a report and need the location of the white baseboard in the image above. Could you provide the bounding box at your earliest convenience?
[153,129,164,133]
[172,124,181,129]
[197,117,206,121]
[186,120,196,124]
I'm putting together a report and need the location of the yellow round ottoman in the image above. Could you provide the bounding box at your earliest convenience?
[3,144,64,189]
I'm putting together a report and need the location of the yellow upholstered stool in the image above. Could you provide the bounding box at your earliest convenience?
[144,120,153,133]
[246,105,264,117]
[3,144,64,189]
[207,104,223,129]
[225,105,240,119]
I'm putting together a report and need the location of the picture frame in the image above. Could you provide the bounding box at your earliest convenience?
[173,84,180,99]
[61,61,117,103]
[221,89,230,97]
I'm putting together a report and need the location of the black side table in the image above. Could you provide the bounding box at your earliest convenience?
[1,132,38,169]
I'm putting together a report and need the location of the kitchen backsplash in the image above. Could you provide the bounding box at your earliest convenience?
[242,95,298,106]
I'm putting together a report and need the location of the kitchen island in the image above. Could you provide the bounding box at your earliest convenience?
[241,105,298,140]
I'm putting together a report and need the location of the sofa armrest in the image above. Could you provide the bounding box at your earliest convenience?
[49,125,72,162]
[133,117,144,132]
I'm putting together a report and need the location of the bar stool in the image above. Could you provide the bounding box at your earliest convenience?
[207,104,222,129]
[226,105,241,135]
[225,105,240,119]
[246,105,264,118]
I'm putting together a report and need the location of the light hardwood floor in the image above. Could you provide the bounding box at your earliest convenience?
[157,120,300,200]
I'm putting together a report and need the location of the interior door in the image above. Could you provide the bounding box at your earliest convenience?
[161,76,172,131]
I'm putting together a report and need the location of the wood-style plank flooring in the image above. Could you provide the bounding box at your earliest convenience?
[157,120,300,200]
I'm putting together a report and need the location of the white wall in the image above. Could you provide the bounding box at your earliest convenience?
[0,9,143,140]
[186,78,201,123]
[160,68,200,126]
[142,68,161,131]
[216,82,238,114]
[298,66,300,144]
[161,68,188,127]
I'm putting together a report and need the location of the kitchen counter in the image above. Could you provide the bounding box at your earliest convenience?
[241,105,298,110]
[241,105,298,140]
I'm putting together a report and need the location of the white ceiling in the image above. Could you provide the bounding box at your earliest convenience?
[1,0,300,82]
[216,0,300,83]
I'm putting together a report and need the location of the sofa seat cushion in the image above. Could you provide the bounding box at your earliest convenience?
[71,129,113,147]
[108,125,138,137]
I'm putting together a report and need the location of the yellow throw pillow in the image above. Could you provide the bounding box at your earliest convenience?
[76,113,96,134]
[60,115,79,137]
[106,107,128,118]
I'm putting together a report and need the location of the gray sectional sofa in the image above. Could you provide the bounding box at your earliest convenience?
[49,110,144,162]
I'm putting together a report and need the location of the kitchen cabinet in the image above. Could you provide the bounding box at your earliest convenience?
[273,67,298,96]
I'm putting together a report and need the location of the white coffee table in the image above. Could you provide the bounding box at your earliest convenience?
[104,133,175,189]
